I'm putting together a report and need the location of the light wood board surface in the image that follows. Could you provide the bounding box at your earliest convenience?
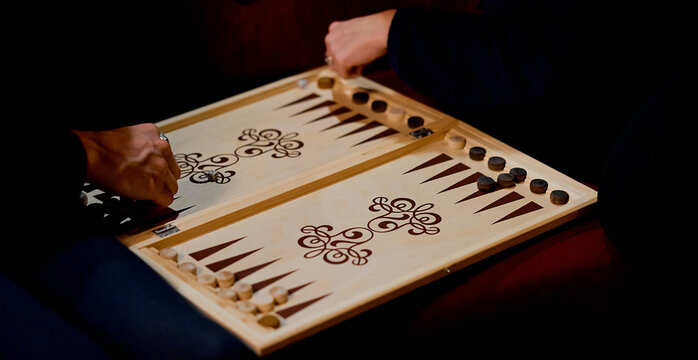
[83,67,455,248]
[84,66,596,356]
[137,123,596,355]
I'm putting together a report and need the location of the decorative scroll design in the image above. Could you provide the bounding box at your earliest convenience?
[176,128,304,184]
[298,196,442,266]
[176,153,238,184]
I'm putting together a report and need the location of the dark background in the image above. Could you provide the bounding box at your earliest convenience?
[26,0,481,130]
[8,1,694,358]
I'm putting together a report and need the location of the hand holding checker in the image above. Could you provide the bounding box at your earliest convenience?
[324,9,396,79]
[74,123,180,207]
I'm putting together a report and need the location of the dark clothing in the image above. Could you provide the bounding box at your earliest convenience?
[385,1,695,269]
[1,237,246,359]
[10,1,221,245]
[386,1,694,183]
[5,0,694,357]
[6,1,187,276]
[599,76,694,270]
[6,2,245,358]
[1,272,109,359]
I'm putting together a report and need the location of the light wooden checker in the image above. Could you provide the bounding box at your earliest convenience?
[134,113,596,355]
[83,67,455,248]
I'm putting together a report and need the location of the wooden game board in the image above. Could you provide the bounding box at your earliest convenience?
[88,66,596,356]
[83,67,455,248]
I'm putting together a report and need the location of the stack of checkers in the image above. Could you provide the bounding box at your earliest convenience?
[157,248,290,329]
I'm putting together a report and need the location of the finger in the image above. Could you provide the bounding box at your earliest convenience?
[156,138,181,179]
[327,49,349,78]
[327,55,347,78]
[151,186,174,208]
[324,49,338,73]
[324,33,342,74]
[140,154,177,205]
[157,156,179,197]
[347,65,364,79]
[327,46,359,79]
[334,61,354,79]
[150,168,177,207]
[162,176,177,205]
[325,53,337,71]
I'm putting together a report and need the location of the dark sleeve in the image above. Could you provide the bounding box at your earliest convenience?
[49,130,88,207]
[385,1,692,115]
[9,3,91,215]
[386,5,595,111]
[12,1,209,194]
[8,1,208,244]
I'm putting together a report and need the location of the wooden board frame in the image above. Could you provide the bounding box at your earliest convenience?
[99,66,597,356]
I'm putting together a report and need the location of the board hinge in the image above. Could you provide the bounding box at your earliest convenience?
[152,224,179,238]
[409,128,433,139]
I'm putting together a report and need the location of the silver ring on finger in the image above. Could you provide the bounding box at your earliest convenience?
[324,55,334,65]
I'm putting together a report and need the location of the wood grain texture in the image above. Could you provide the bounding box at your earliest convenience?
[94,67,596,355]
[107,66,455,248]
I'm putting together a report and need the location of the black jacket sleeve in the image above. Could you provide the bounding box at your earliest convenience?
[11,1,210,207]
[386,1,691,114]
[387,3,600,110]
[385,1,693,184]
[7,1,211,269]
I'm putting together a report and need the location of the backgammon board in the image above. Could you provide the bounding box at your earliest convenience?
[84,66,596,356]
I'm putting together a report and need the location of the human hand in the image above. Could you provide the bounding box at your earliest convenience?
[324,9,396,78]
[74,123,180,207]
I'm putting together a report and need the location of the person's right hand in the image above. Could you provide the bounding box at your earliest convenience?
[324,9,396,78]
[74,123,180,207]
